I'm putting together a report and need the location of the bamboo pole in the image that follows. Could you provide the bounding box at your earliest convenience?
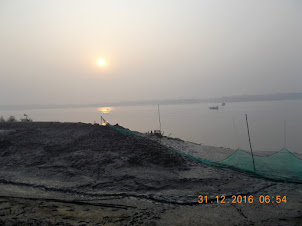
[284,120,287,148]
[158,104,162,132]
[245,114,256,172]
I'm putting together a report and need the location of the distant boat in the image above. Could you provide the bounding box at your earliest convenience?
[222,102,226,106]
[209,106,219,110]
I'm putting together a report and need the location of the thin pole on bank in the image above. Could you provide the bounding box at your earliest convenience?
[245,114,256,172]
[158,104,162,132]
[284,120,287,148]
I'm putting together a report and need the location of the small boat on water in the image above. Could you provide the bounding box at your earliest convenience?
[222,102,226,106]
[209,106,219,110]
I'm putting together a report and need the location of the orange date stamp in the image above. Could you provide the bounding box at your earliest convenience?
[198,195,287,204]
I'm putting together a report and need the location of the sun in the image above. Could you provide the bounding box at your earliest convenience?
[97,59,106,67]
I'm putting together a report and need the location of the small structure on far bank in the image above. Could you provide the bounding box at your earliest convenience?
[153,129,163,138]
[20,114,32,122]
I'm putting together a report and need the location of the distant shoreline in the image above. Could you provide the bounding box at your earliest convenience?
[1,92,302,111]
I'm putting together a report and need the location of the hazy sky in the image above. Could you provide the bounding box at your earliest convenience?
[1,0,302,105]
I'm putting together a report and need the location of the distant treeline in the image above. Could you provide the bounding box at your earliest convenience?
[212,92,302,103]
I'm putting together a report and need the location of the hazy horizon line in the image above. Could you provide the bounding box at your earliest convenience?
[1,92,302,111]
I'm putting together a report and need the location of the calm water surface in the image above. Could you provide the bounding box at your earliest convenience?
[2,100,302,153]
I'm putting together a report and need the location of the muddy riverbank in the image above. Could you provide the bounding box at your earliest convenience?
[0,122,301,225]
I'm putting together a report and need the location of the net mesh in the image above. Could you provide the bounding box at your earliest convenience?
[219,149,302,182]
[106,124,302,183]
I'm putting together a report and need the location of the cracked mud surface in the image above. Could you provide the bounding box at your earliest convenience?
[0,122,301,225]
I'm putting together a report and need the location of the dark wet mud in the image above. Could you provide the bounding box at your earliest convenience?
[0,122,301,225]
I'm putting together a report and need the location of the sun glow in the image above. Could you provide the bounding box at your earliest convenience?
[97,59,106,67]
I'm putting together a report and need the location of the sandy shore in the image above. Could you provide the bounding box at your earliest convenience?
[0,122,301,225]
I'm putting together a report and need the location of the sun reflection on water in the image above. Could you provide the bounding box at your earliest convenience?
[98,107,113,114]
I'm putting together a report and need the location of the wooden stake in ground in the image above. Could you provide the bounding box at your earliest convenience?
[245,114,256,172]
[158,104,161,132]
[284,120,287,148]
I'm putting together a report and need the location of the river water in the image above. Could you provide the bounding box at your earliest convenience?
[1,100,302,153]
